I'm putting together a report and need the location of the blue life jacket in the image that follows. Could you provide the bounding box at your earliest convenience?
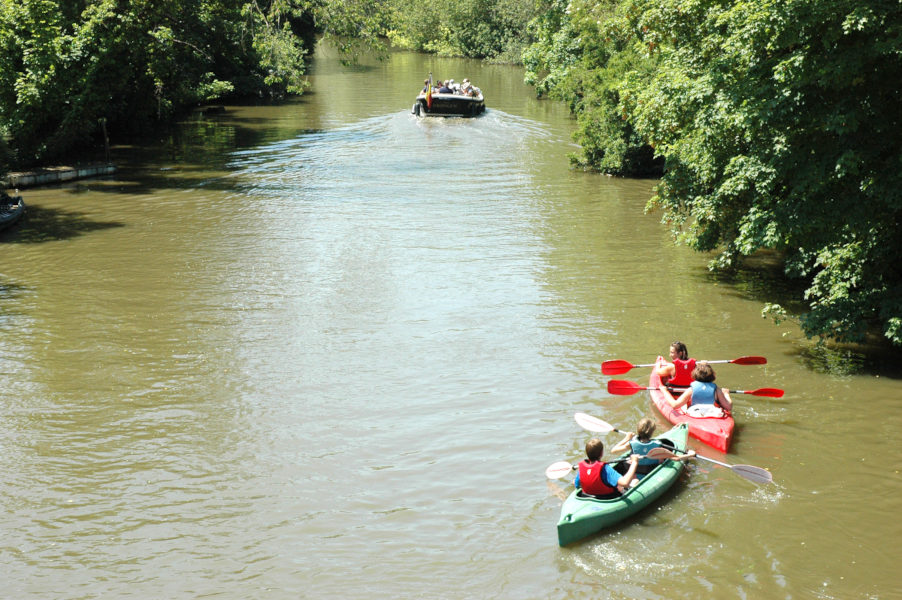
[690,380,717,405]
[630,438,663,466]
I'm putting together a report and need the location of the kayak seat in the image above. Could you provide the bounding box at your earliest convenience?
[575,490,620,501]
[612,460,655,475]
[635,463,658,476]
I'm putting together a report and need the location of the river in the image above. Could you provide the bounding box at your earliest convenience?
[2,42,901,599]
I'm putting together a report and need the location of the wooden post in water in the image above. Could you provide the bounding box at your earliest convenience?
[100,117,110,164]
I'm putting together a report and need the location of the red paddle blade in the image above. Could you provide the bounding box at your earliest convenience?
[601,359,634,375]
[730,356,767,365]
[726,387,784,397]
[606,380,647,395]
[746,387,784,398]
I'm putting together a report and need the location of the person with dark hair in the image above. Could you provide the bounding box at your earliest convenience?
[573,438,639,497]
[666,361,733,417]
[655,341,696,387]
[611,418,696,478]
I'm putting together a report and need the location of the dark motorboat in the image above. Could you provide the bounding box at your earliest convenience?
[0,192,25,231]
[412,77,485,118]
[412,92,485,117]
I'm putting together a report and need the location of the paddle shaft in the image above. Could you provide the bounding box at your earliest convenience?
[643,448,772,484]
[691,454,772,484]
[607,379,784,398]
[648,448,730,469]
[692,454,731,469]
[652,448,728,469]
[601,356,766,375]
[667,386,785,398]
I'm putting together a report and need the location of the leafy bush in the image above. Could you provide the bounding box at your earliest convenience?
[525,0,902,346]
[523,0,661,175]
[622,0,902,345]
[0,0,387,165]
[388,0,541,61]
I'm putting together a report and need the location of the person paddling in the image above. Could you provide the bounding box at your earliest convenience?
[610,418,696,478]
[666,362,733,417]
[573,438,639,498]
[655,341,696,387]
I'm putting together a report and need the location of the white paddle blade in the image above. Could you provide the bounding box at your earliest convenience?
[733,464,774,485]
[574,412,614,434]
[545,461,575,479]
[694,454,774,485]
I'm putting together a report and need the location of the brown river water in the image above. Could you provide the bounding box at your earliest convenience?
[3,43,902,599]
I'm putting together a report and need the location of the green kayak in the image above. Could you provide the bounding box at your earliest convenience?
[556,423,689,546]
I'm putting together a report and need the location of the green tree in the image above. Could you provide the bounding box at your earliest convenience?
[522,0,661,174]
[387,0,542,61]
[619,0,902,345]
[523,0,902,345]
[0,0,388,166]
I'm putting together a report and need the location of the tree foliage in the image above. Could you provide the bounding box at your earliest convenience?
[0,0,388,167]
[386,0,543,61]
[523,0,661,174]
[526,0,902,346]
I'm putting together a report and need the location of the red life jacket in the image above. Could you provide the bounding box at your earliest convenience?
[578,460,617,496]
[670,357,697,387]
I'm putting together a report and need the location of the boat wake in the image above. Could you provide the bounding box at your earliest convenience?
[226,110,565,207]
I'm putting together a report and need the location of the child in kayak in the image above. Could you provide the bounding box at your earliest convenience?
[574,438,639,498]
[655,341,696,387]
[610,418,697,478]
[666,361,733,417]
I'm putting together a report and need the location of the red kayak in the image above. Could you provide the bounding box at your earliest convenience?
[649,356,735,452]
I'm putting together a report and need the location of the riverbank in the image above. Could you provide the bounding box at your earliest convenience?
[1,162,117,190]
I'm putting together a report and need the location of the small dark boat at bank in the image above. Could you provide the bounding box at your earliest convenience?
[0,192,25,231]
[412,76,485,118]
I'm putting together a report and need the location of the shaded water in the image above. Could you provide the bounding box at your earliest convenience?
[2,44,901,599]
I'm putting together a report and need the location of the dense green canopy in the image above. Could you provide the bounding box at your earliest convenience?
[525,0,902,347]
[0,0,388,167]
[523,0,661,174]
[386,0,543,61]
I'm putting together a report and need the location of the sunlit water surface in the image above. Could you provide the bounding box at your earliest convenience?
[2,43,901,599]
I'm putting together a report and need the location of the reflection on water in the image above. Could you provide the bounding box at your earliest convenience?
[6,204,126,244]
[0,42,900,600]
